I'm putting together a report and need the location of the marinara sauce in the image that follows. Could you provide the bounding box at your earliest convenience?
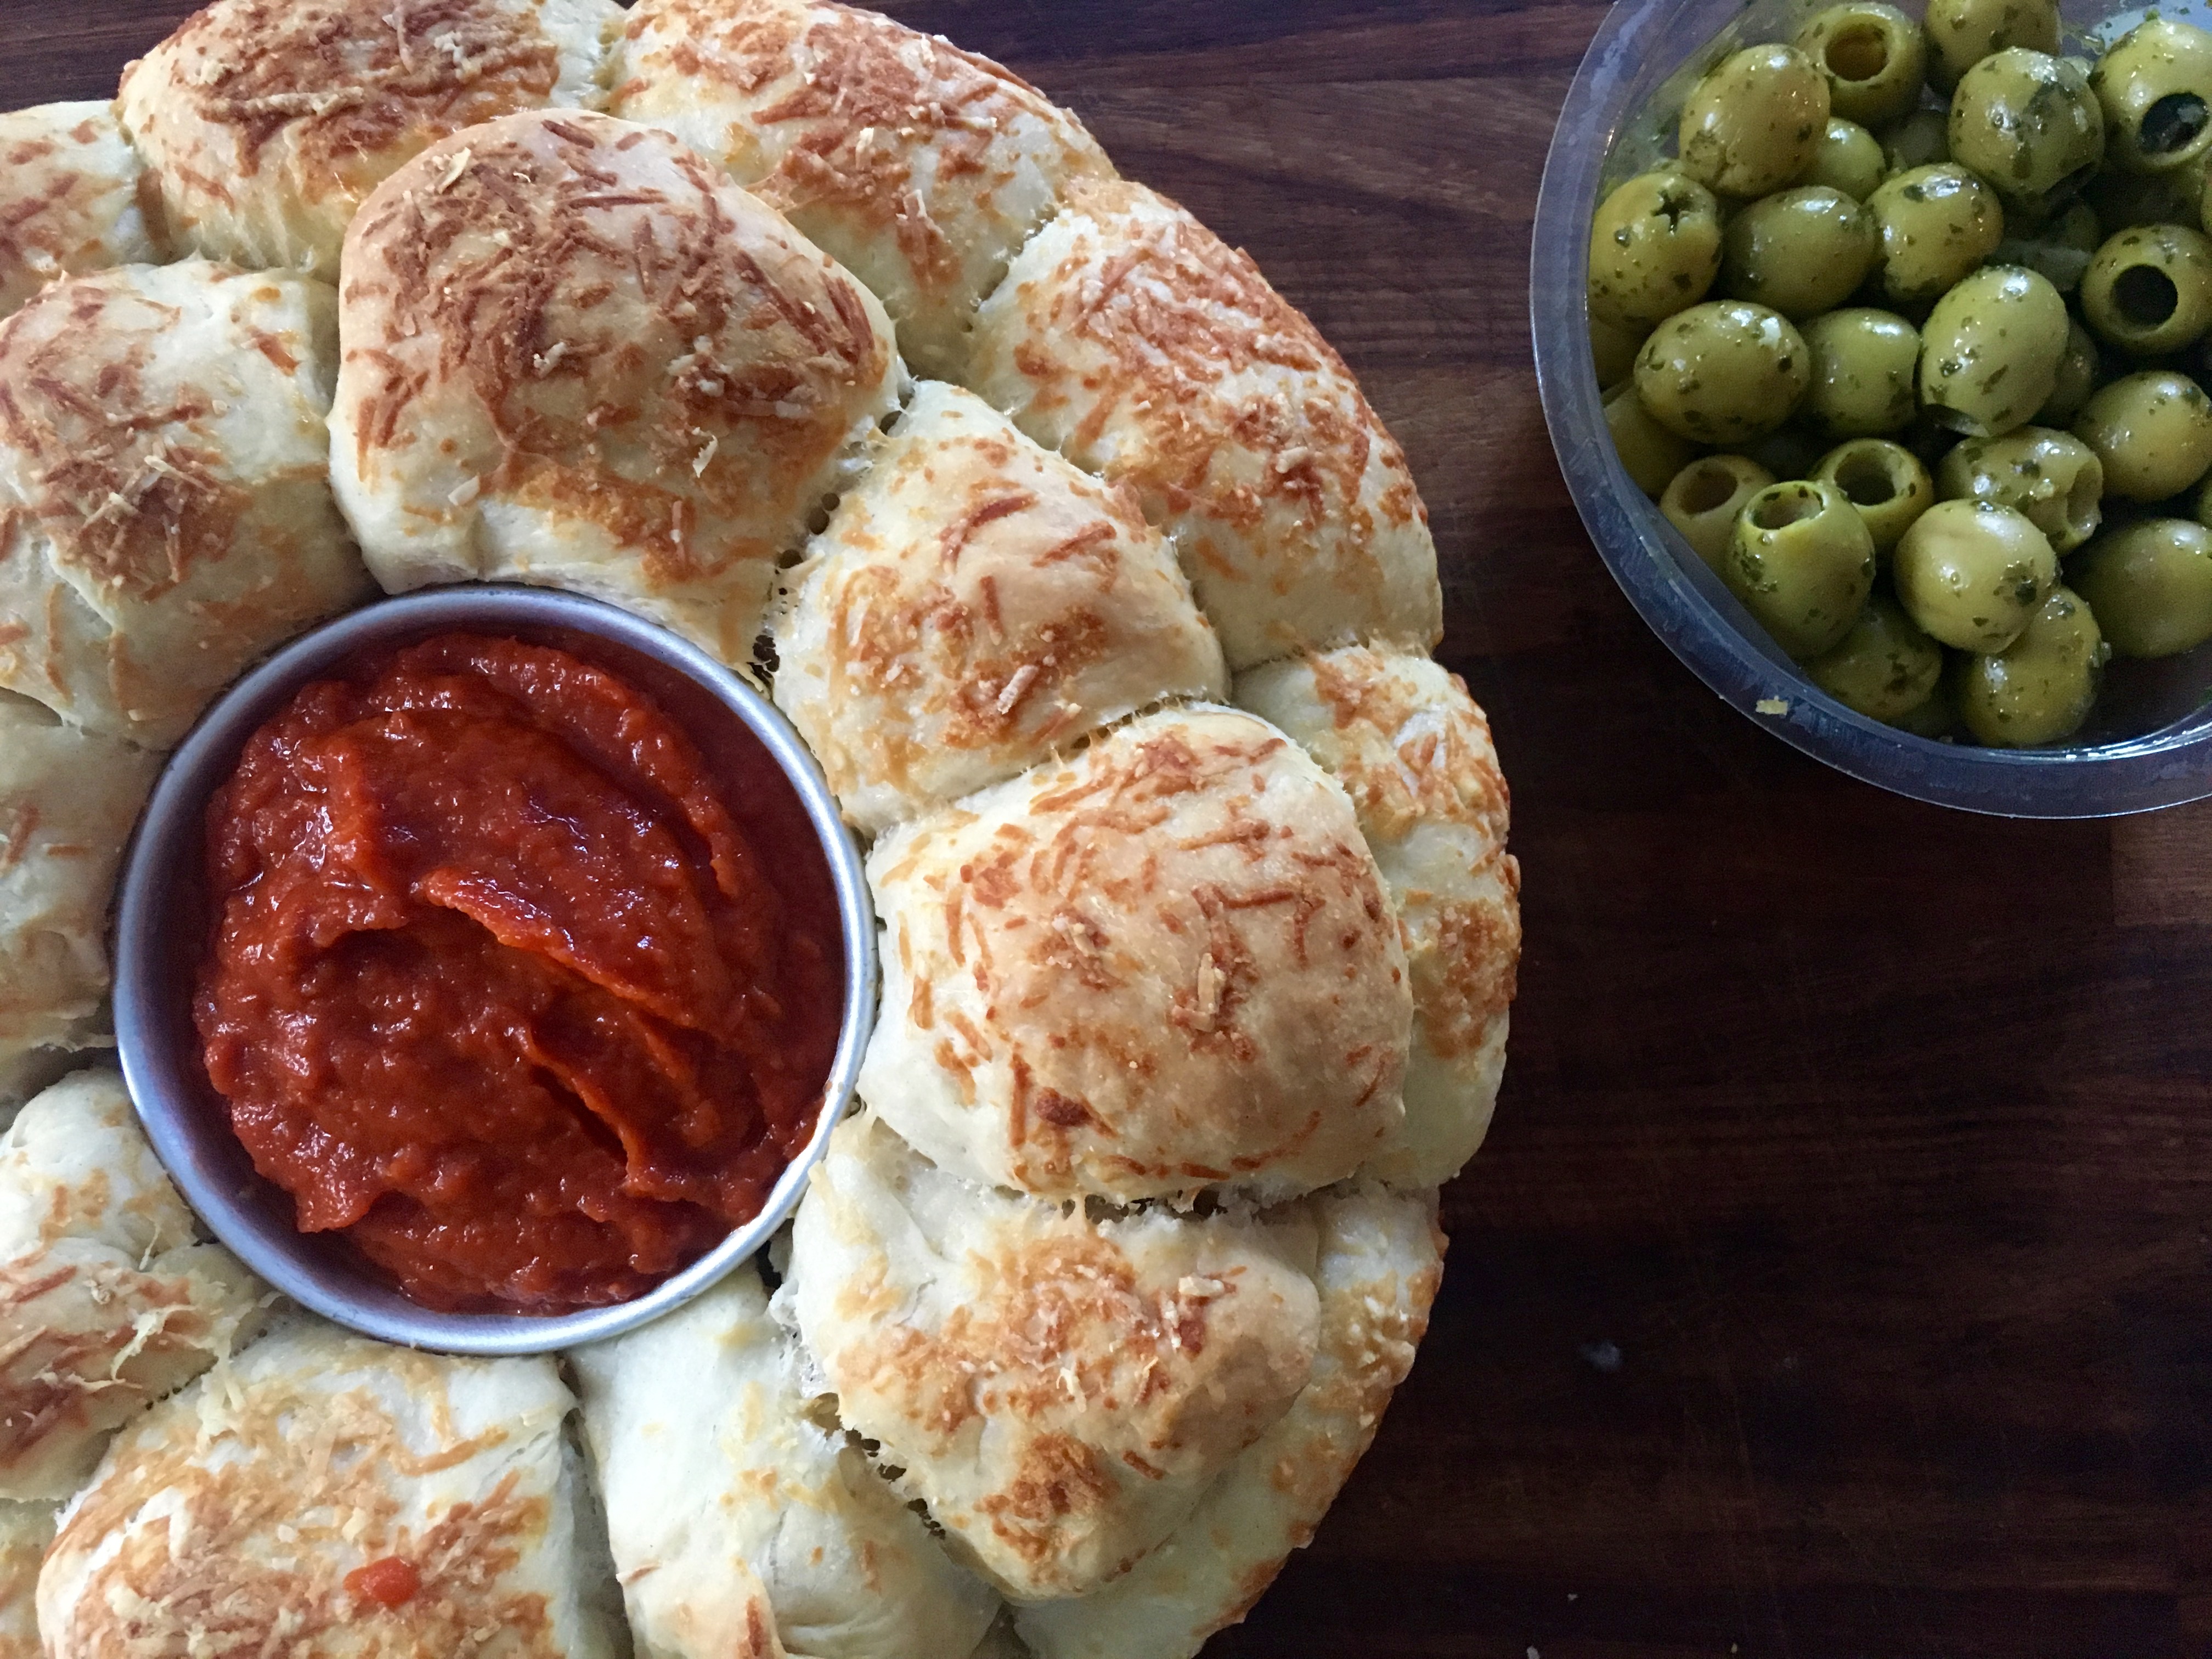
[194,633,842,1314]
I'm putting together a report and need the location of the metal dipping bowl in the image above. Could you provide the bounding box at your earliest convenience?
[113,586,875,1355]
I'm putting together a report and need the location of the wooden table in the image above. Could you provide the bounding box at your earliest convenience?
[10,3,2210,1655]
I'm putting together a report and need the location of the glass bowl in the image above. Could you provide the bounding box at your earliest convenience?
[1531,0,2212,816]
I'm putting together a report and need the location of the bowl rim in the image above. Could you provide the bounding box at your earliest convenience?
[112,584,876,1356]
[1531,0,2212,820]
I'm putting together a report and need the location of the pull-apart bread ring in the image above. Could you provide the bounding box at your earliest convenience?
[0,1500,49,1659]
[1240,647,1522,1188]
[117,0,624,279]
[0,1071,265,1504]
[0,261,371,747]
[968,178,1444,672]
[37,1320,625,1659]
[771,380,1228,833]
[571,1261,1004,1659]
[860,704,1412,1205]
[0,701,157,1109]
[783,1113,1324,1604]
[610,0,1115,379]
[0,104,167,323]
[332,109,901,665]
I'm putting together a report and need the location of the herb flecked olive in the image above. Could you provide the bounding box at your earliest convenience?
[1893,497,2059,650]
[1679,44,1833,198]
[1634,300,1812,443]
[1592,313,1647,388]
[2097,163,2204,229]
[1796,3,1929,128]
[1922,0,2062,93]
[1661,454,1777,569]
[1957,584,2109,744]
[1588,170,1726,331]
[1880,108,1954,171]
[2070,517,2212,655]
[1948,49,2106,208]
[1802,307,1922,435]
[1605,380,1700,496]
[1805,590,1947,718]
[1724,478,1878,657]
[1917,264,2070,437]
[1814,436,1934,550]
[2091,18,2212,176]
[2072,369,2212,500]
[1866,164,2005,305]
[2078,222,2212,354]
[2035,319,2100,424]
[1935,425,2106,552]
[1800,117,1890,199]
[1720,187,1879,318]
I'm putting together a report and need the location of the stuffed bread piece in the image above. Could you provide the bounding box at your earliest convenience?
[771,381,1226,834]
[119,0,622,278]
[0,104,167,322]
[610,0,1114,379]
[332,109,899,668]
[0,1069,265,1502]
[37,1319,624,1659]
[1238,646,1520,1188]
[569,1259,1005,1659]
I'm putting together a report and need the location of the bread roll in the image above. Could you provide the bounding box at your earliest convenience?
[0,104,165,322]
[611,0,1113,378]
[570,1261,1002,1659]
[0,262,370,746]
[1015,1185,1444,1659]
[38,1319,624,1659]
[117,0,622,278]
[0,702,157,1110]
[860,706,1410,1204]
[772,382,1226,832]
[783,1114,1322,1603]
[0,1070,266,1502]
[968,179,1443,672]
[1238,647,1519,1187]
[0,1501,50,1659]
[333,110,899,666]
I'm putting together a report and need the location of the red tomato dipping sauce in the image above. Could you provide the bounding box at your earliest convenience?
[194,633,842,1314]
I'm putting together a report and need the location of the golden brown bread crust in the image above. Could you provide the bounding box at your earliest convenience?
[0,104,166,323]
[968,179,1443,672]
[611,0,1114,377]
[119,0,623,277]
[771,380,1227,832]
[332,109,900,664]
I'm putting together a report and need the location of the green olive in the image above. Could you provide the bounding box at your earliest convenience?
[2035,319,2101,424]
[1866,164,2005,304]
[1796,3,1928,128]
[1814,437,1934,550]
[1592,313,1647,388]
[1724,478,1878,656]
[2070,516,2212,654]
[1949,50,2106,207]
[1923,0,2061,93]
[1934,425,2104,551]
[1661,454,1776,570]
[1804,590,1946,718]
[1893,497,2059,648]
[1799,117,1889,199]
[2096,163,2205,228]
[1958,584,2108,744]
[1802,307,1922,435]
[1588,171,1726,330]
[1991,200,2102,291]
[1720,186,1879,317]
[1880,108,1954,172]
[2079,222,2212,354]
[2091,19,2212,176]
[2072,369,2212,499]
[1605,380,1699,496]
[1634,300,1811,443]
[1917,264,2069,437]
[1679,44,1833,198]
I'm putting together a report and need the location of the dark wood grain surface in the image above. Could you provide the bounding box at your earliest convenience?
[9,2,2211,1654]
